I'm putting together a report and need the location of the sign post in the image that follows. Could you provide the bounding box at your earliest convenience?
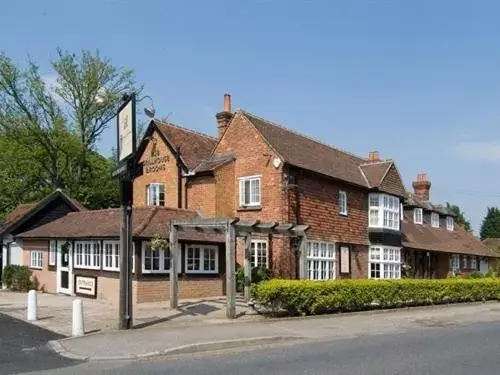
[115,93,136,330]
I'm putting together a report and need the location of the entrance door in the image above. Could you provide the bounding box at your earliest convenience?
[57,241,72,295]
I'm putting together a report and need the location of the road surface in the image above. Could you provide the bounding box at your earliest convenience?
[31,320,500,375]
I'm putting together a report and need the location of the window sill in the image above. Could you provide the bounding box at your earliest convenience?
[74,266,101,270]
[30,266,43,270]
[185,271,219,275]
[237,206,262,212]
[339,212,348,217]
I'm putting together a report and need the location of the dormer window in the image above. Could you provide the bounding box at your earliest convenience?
[446,216,454,231]
[431,212,440,228]
[413,208,423,224]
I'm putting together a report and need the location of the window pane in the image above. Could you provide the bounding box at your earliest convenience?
[164,249,171,271]
[244,180,250,205]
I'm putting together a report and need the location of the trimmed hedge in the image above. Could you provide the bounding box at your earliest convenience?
[250,279,500,316]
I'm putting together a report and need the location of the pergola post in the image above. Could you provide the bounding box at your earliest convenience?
[225,221,236,318]
[298,233,308,279]
[244,235,252,302]
[169,222,179,309]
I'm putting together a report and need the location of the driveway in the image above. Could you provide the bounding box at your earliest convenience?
[0,313,80,374]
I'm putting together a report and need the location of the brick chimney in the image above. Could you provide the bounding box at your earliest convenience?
[216,93,234,139]
[412,173,431,201]
[368,151,381,162]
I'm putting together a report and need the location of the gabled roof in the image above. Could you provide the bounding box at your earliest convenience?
[146,119,217,170]
[359,161,392,188]
[239,111,406,196]
[402,211,495,257]
[17,206,224,242]
[241,111,370,187]
[0,190,86,237]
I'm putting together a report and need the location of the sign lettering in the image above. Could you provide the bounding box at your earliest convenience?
[75,276,97,297]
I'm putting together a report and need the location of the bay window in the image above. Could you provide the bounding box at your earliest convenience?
[307,241,335,280]
[368,194,400,230]
[142,242,180,273]
[368,246,401,279]
[74,241,101,269]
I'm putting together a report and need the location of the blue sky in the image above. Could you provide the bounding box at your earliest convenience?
[2,0,500,233]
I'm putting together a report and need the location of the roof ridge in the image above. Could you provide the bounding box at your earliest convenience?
[239,109,368,163]
[359,160,393,167]
[155,119,217,141]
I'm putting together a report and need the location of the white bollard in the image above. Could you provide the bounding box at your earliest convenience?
[27,290,37,321]
[72,299,85,337]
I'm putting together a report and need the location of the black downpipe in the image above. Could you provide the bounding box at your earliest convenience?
[176,146,182,209]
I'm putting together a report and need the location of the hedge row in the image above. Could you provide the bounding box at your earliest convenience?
[250,278,500,316]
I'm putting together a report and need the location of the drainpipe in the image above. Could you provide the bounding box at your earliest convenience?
[176,146,182,209]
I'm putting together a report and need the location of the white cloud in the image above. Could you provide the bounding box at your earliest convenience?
[453,140,500,161]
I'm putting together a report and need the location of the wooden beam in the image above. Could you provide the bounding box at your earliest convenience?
[169,222,179,309]
[225,222,236,319]
[298,232,308,279]
[275,223,294,232]
[173,218,239,228]
[235,220,260,229]
[244,235,252,302]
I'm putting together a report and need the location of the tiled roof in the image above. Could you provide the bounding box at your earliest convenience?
[0,190,86,236]
[402,212,495,257]
[155,120,217,170]
[17,207,224,242]
[193,154,235,173]
[241,111,370,187]
[405,193,454,216]
[359,162,392,188]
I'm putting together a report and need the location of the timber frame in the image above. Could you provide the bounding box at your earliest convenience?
[168,218,309,318]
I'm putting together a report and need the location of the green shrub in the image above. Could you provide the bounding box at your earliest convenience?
[1,265,33,291]
[236,266,272,292]
[485,270,496,278]
[468,271,484,279]
[251,278,500,316]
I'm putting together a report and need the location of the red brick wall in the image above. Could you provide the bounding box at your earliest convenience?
[213,113,286,221]
[186,176,216,217]
[215,161,235,217]
[134,129,181,208]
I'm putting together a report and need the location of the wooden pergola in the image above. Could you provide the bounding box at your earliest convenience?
[168,218,309,318]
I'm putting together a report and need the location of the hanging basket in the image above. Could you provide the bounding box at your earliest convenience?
[151,234,168,252]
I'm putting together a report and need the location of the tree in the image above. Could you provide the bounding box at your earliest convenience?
[480,207,500,240]
[445,203,472,232]
[0,49,139,218]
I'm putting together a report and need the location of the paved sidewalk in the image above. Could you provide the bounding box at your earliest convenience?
[49,301,500,361]
[0,290,256,336]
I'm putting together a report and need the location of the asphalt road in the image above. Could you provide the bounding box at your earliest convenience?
[33,320,500,375]
[0,313,79,375]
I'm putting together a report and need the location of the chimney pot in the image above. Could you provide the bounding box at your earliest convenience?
[216,93,234,139]
[368,151,380,162]
[224,93,231,112]
[412,172,431,200]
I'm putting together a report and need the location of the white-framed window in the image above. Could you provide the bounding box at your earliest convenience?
[239,175,261,207]
[103,241,120,271]
[450,254,460,271]
[74,241,101,269]
[307,241,335,280]
[339,190,347,216]
[30,250,43,269]
[185,245,219,273]
[250,240,268,268]
[146,183,165,206]
[431,212,440,228]
[368,194,400,230]
[368,246,401,279]
[142,242,180,274]
[49,240,56,266]
[413,208,423,224]
[446,216,454,231]
[470,256,478,270]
